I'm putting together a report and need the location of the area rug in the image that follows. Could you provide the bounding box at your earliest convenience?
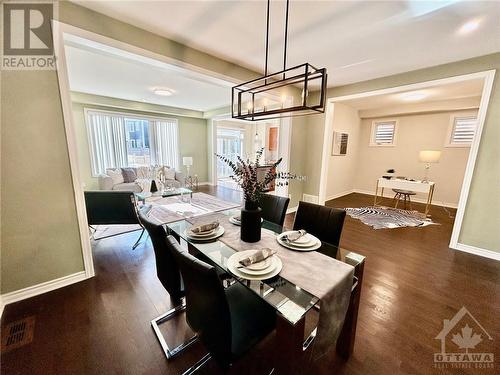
[345,206,437,229]
[147,192,240,224]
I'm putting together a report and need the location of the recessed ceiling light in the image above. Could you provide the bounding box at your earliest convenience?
[458,19,481,35]
[153,88,174,96]
[400,91,427,101]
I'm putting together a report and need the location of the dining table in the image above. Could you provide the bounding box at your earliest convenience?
[166,208,365,374]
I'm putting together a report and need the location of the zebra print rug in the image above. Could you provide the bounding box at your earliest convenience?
[345,206,436,229]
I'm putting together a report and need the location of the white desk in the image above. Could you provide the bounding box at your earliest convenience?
[374,178,435,216]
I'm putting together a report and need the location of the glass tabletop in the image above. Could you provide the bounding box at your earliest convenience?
[166,208,365,325]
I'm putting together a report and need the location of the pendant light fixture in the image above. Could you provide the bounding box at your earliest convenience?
[232,0,327,121]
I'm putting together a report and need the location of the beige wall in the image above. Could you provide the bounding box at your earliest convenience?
[71,97,209,190]
[326,103,361,199]
[303,53,500,253]
[354,110,475,206]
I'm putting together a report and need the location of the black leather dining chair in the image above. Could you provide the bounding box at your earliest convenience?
[260,193,290,227]
[84,190,145,249]
[167,235,276,374]
[137,205,198,359]
[293,201,346,249]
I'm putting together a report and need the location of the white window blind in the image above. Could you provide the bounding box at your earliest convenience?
[372,121,396,145]
[450,116,477,145]
[85,110,179,175]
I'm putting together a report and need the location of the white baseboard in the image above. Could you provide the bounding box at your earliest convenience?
[352,189,458,209]
[0,295,4,319]
[1,271,88,312]
[286,206,298,214]
[197,181,212,186]
[452,243,500,261]
[325,189,355,202]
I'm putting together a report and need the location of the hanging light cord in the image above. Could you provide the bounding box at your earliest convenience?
[264,0,290,77]
[283,0,289,73]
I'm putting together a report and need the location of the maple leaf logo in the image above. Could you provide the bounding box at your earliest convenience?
[451,324,482,353]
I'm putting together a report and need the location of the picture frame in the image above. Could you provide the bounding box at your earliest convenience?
[332,131,348,155]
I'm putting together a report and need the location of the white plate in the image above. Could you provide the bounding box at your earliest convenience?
[227,252,282,280]
[187,228,216,237]
[277,232,321,251]
[279,231,316,248]
[230,250,273,274]
[185,226,224,241]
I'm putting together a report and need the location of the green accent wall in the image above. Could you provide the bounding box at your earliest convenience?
[303,53,500,253]
[1,2,261,294]
[71,95,209,190]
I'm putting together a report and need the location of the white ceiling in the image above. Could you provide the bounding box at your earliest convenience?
[64,36,232,111]
[73,0,500,87]
[342,78,484,110]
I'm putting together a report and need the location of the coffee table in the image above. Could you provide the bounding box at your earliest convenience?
[135,187,193,204]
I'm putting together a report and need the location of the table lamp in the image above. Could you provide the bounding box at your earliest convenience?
[419,150,441,182]
[183,156,193,177]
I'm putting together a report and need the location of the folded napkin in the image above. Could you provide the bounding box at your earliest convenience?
[285,229,307,243]
[239,249,276,267]
[191,221,219,234]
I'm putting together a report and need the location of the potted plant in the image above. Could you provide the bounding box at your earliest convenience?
[216,148,300,242]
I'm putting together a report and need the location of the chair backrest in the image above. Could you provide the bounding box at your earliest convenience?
[138,206,183,301]
[84,190,139,225]
[167,235,232,367]
[260,193,290,227]
[293,201,346,247]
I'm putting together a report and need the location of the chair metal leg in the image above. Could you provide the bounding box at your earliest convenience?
[181,353,212,375]
[151,300,199,359]
[132,228,145,250]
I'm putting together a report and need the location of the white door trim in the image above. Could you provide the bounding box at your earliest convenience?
[318,70,496,260]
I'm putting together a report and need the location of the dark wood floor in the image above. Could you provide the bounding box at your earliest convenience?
[1,187,499,374]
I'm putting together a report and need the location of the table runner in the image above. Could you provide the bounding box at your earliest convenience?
[187,212,354,360]
[148,192,240,224]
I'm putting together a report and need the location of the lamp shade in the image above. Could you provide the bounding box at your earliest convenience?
[419,150,441,163]
[183,156,193,166]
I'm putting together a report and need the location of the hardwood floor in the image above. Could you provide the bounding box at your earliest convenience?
[1,188,499,374]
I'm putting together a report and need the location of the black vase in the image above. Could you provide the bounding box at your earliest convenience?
[240,201,262,243]
[150,179,158,193]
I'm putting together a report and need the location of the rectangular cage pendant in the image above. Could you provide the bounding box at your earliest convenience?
[232,63,327,121]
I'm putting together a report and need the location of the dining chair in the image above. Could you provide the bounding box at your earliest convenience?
[137,205,198,359]
[167,235,276,374]
[260,193,290,227]
[84,190,145,249]
[292,201,346,249]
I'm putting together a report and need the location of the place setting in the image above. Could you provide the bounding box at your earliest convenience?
[227,248,282,280]
[276,229,321,251]
[229,214,263,226]
[185,220,224,242]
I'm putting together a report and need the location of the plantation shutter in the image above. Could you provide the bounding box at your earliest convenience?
[451,117,477,145]
[373,121,396,145]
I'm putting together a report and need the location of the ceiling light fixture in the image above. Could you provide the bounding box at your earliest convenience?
[458,19,481,35]
[232,0,327,121]
[401,91,427,101]
[153,88,174,96]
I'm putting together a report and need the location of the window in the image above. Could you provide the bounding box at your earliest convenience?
[370,120,397,146]
[216,128,245,179]
[85,109,179,176]
[447,116,477,147]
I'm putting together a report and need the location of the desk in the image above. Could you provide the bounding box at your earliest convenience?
[374,178,435,216]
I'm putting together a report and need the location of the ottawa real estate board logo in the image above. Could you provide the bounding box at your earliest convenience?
[434,306,494,370]
[2,1,56,70]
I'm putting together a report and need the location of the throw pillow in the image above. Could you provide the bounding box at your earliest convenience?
[106,168,124,185]
[163,167,176,180]
[121,167,137,183]
[136,166,149,179]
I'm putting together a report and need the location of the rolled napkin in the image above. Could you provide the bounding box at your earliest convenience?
[285,229,307,243]
[238,248,276,267]
[191,221,219,234]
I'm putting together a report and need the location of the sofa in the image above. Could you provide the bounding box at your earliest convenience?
[98,166,184,193]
